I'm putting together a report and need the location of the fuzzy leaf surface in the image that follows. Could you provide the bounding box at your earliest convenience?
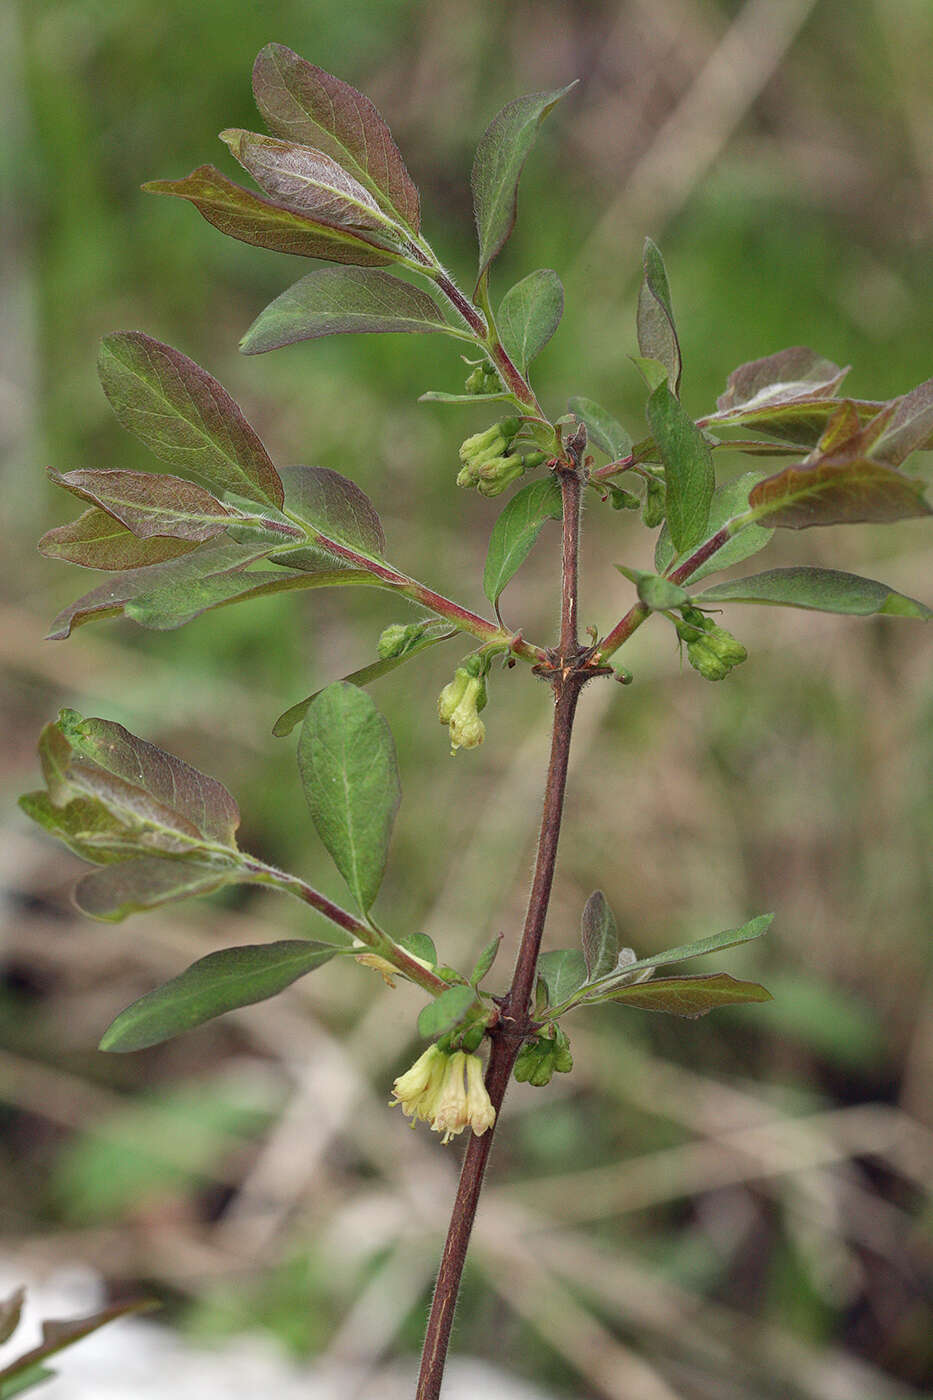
[654,472,773,580]
[38,509,198,571]
[99,941,337,1051]
[567,397,633,461]
[98,333,283,507]
[145,166,394,265]
[241,268,449,353]
[483,476,562,605]
[252,44,420,231]
[50,470,232,541]
[298,683,400,913]
[599,973,772,1016]
[698,567,931,619]
[747,455,931,529]
[869,377,933,465]
[537,948,588,1009]
[124,562,370,631]
[637,239,681,394]
[471,83,576,286]
[417,984,475,1038]
[580,890,619,982]
[419,389,514,405]
[280,464,385,558]
[647,379,714,552]
[497,269,563,373]
[715,348,847,414]
[73,859,236,921]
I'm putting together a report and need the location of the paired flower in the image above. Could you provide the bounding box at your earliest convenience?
[390,1046,496,1144]
[455,418,546,497]
[438,666,487,752]
[675,606,747,682]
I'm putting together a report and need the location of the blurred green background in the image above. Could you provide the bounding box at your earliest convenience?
[3,0,933,1396]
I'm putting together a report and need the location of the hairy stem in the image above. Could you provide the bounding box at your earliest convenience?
[416,465,588,1399]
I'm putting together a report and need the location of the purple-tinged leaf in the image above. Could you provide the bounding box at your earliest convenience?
[99,940,338,1049]
[471,83,577,289]
[38,508,198,570]
[536,948,587,1009]
[698,567,931,619]
[600,972,772,1017]
[0,1291,25,1347]
[241,267,449,354]
[0,1300,155,1391]
[703,396,885,447]
[716,347,848,413]
[50,470,232,541]
[497,269,563,374]
[637,239,681,396]
[252,44,420,232]
[747,454,931,529]
[870,377,933,465]
[298,683,401,914]
[483,476,562,607]
[74,859,235,921]
[580,891,619,982]
[280,464,385,557]
[144,165,395,266]
[220,130,401,238]
[567,397,632,461]
[98,333,284,507]
[125,563,371,631]
[646,379,714,552]
[655,472,773,581]
[46,540,281,638]
[597,913,774,984]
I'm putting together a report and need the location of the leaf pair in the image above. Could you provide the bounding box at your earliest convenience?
[536,894,773,1019]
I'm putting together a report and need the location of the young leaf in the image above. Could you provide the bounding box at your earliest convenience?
[280,464,385,558]
[240,267,451,353]
[73,858,237,921]
[698,567,931,619]
[400,932,438,966]
[273,623,455,737]
[99,941,338,1051]
[615,567,688,613]
[145,165,395,266]
[98,333,284,508]
[220,130,402,239]
[601,913,774,983]
[469,934,502,988]
[471,83,577,288]
[654,472,773,581]
[483,476,562,606]
[747,455,931,529]
[497,269,564,374]
[637,239,681,395]
[646,379,714,552]
[49,470,233,541]
[417,984,475,1039]
[252,44,420,232]
[38,508,199,571]
[580,890,619,982]
[597,972,772,1017]
[536,948,587,1009]
[567,397,633,461]
[124,562,369,631]
[298,682,401,913]
[715,347,848,415]
[419,389,514,405]
[868,377,933,465]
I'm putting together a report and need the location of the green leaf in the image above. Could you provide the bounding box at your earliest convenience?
[869,376,933,465]
[272,623,455,736]
[599,973,772,1017]
[49,470,233,541]
[279,464,385,558]
[637,239,681,395]
[469,934,502,988]
[698,567,931,619]
[418,389,514,405]
[580,891,619,982]
[604,913,774,982]
[566,397,632,461]
[73,859,236,921]
[240,267,450,354]
[38,508,199,571]
[615,567,688,612]
[646,379,714,552]
[99,941,337,1051]
[144,165,395,266]
[471,83,577,287]
[220,129,403,240]
[417,984,475,1038]
[298,683,401,913]
[747,454,931,529]
[497,269,564,373]
[654,472,774,581]
[482,476,562,606]
[0,1301,155,1392]
[536,948,587,1009]
[400,932,438,965]
[125,562,370,631]
[252,44,420,232]
[1,1363,56,1396]
[98,333,284,507]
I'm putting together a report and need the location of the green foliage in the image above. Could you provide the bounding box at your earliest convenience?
[240,268,452,353]
[482,477,562,605]
[497,269,564,374]
[646,379,714,553]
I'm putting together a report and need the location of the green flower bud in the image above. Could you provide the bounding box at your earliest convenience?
[528,1056,555,1087]
[448,676,487,751]
[643,477,666,529]
[464,364,501,395]
[513,1040,547,1083]
[438,668,470,723]
[377,622,426,660]
[552,1028,573,1074]
[458,418,521,466]
[475,455,526,498]
[706,624,747,667]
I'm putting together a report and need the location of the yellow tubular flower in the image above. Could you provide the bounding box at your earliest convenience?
[464,1052,496,1135]
[389,1044,448,1125]
[429,1051,471,1144]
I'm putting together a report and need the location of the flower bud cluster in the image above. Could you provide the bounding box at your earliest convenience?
[464,363,501,396]
[377,620,429,661]
[390,1045,496,1144]
[456,419,546,497]
[438,655,488,753]
[675,606,747,682]
[642,476,667,528]
[513,1027,573,1086]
